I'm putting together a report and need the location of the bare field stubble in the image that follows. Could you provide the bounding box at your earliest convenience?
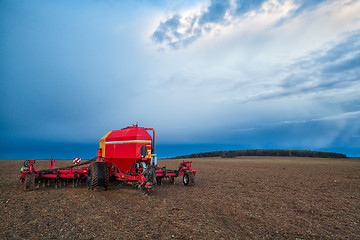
[0,157,359,239]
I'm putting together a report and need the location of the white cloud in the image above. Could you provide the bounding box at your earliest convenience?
[141,0,360,145]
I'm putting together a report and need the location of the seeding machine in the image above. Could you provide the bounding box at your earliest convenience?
[19,124,196,192]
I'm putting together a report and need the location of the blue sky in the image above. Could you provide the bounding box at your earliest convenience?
[1,0,359,159]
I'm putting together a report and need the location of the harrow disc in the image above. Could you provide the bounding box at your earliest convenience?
[156,177,162,185]
[145,166,156,184]
[169,176,175,185]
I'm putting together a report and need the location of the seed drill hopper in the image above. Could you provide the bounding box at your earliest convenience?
[19,124,197,191]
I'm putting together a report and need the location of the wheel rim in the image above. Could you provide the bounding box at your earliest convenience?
[184,174,188,184]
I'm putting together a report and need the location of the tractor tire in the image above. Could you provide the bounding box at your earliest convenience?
[87,166,92,190]
[183,172,194,186]
[103,162,109,190]
[24,172,35,191]
[88,162,109,191]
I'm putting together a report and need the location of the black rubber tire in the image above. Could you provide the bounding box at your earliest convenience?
[24,172,35,191]
[183,172,194,186]
[87,166,92,190]
[88,162,108,191]
[103,162,109,190]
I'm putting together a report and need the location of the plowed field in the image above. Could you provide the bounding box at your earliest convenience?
[0,157,359,239]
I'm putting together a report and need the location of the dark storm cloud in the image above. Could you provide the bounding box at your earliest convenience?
[0,0,147,145]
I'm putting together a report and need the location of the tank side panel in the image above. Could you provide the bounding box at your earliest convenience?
[107,158,134,173]
[105,142,144,159]
[104,127,152,171]
[100,131,112,158]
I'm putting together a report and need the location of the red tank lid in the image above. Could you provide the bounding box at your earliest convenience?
[106,125,151,142]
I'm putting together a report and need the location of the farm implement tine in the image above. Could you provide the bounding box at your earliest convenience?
[36,172,41,189]
[169,176,175,185]
[73,172,78,187]
[156,177,162,185]
[55,171,61,189]
[19,158,97,191]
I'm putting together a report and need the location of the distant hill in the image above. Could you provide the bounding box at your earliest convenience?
[171,149,347,159]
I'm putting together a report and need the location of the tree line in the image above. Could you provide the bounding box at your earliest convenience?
[171,149,347,159]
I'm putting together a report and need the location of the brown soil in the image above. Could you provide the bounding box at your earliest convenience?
[0,157,359,239]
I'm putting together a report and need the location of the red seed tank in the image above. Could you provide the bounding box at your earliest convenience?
[99,125,153,173]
